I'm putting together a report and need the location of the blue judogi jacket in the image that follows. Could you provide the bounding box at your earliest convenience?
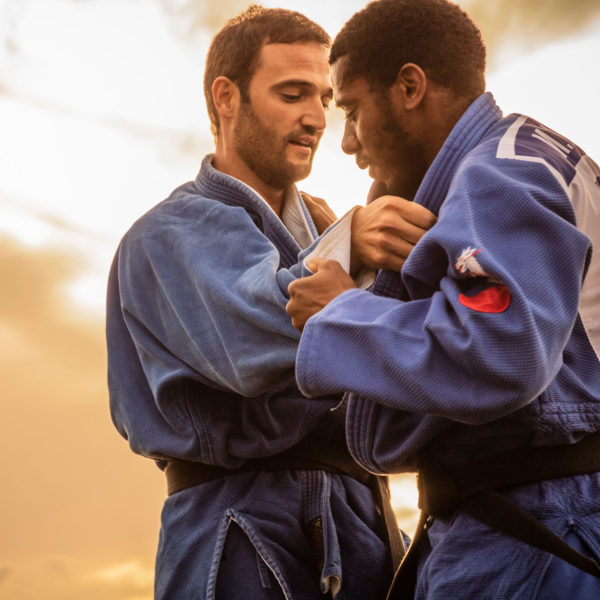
[106,156,391,599]
[296,93,600,598]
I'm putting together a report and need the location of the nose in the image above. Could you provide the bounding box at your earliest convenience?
[301,98,327,132]
[341,119,360,155]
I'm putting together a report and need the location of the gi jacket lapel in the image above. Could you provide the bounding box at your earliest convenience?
[373,93,503,299]
[194,155,304,269]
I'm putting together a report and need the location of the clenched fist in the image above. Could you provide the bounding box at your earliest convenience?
[287,258,356,332]
[350,195,437,275]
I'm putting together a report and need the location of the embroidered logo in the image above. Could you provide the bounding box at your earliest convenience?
[455,247,487,277]
[455,247,511,313]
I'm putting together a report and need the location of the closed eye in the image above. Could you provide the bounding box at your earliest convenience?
[344,109,357,122]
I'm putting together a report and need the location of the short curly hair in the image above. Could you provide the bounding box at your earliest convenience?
[204,5,330,138]
[330,0,485,98]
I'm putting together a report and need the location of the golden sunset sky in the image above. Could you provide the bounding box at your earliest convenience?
[1,1,599,598]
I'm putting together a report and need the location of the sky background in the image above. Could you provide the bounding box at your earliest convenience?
[1,1,599,598]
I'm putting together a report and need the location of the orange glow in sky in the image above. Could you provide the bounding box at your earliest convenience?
[1,1,599,598]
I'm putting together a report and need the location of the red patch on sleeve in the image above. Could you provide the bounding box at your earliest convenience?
[458,285,511,313]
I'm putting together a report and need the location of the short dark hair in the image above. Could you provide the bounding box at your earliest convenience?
[204,5,330,138]
[330,0,485,98]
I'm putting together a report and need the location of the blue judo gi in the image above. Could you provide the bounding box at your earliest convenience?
[106,156,392,599]
[295,93,600,599]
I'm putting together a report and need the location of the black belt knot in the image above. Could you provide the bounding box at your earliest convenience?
[164,433,407,573]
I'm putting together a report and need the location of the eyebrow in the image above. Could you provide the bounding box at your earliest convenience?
[272,79,333,98]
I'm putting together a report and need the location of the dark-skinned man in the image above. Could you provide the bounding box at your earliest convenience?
[287,1,600,598]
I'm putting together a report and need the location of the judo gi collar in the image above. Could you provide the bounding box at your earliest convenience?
[413,92,502,216]
[193,155,317,267]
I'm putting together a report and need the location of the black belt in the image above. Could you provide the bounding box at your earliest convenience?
[165,434,371,493]
[387,432,600,600]
[165,434,406,572]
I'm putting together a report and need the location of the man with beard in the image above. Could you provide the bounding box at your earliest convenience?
[287,0,600,598]
[106,6,435,600]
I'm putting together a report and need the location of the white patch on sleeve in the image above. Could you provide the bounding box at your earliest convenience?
[574,157,600,360]
[496,115,571,195]
[455,247,488,277]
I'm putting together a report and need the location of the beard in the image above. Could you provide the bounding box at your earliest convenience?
[374,93,425,200]
[233,102,316,190]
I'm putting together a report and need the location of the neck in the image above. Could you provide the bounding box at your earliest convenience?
[422,90,475,164]
[213,140,286,216]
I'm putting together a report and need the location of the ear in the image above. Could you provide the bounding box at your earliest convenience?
[212,76,240,123]
[391,63,426,110]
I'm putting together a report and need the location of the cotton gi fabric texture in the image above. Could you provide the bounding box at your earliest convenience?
[296,93,600,599]
[106,157,392,599]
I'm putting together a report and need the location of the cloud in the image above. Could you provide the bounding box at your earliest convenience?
[88,561,154,589]
[0,566,11,584]
[0,236,164,598]
[0,236,103,388]
[0,86,212,163]
[0,557,153,600]
[160,0,255,37]
[462,0,600,66]
[0,234,419,587]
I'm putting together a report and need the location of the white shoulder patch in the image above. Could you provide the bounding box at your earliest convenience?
[498,115,600,359]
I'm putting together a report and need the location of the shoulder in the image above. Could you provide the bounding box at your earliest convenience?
[124,181,254,246]
[455,115,579,198]
[470,114,593,195]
